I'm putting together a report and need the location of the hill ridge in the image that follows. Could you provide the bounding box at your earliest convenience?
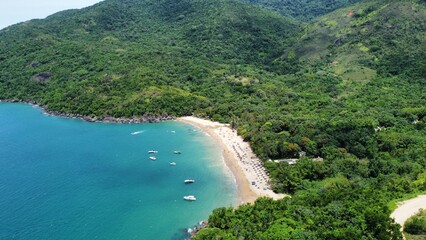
[1,0,425,239]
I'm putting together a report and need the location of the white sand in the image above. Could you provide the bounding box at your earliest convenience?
[391,195,426,227]
[178,116,285,205]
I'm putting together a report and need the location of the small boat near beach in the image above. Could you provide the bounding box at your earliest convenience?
[173,150,181,154]
[183,195,196,201]
[170,162,176,166]
[184,179,195,183]
[131,130,144,135]
[148,150,158,154]
[149,156,157,160]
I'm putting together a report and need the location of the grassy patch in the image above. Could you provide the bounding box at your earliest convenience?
[388,192,426,211]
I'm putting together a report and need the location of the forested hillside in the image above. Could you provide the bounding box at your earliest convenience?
[0,0,425,239]
[240,0,364,21]
[0,0,300,116]
[195,1,426,238]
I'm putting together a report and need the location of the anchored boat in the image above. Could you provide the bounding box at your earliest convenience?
[183,195,196,201]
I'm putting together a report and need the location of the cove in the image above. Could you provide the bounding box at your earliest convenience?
[0,103,236,239]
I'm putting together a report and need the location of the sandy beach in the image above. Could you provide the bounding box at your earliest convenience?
[178,116,285,205]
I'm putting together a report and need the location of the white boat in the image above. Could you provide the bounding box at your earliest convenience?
[170,162,176,166]
[183,195,196,201]
[173,150,181,154]
[149,156,157,160]
[131,131,144,135]
[184,179,195,183]
[148,150,158,154]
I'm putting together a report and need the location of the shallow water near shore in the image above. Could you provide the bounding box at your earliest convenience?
[0,103,237,240]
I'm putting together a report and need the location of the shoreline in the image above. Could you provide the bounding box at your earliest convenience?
[0,99,174,123]
[178,116,285,205]
[2,100,285,204]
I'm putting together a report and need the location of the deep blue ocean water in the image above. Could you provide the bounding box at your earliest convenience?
[0,103,236,239]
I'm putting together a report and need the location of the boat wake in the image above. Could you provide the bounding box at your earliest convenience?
[131,130,144,135]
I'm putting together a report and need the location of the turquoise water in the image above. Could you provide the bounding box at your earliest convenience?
[0,103,237,240]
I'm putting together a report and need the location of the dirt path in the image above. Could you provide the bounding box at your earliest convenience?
[391,195,426,227]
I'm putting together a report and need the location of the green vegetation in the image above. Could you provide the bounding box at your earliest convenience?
[288,0,426,81]
[240,0,364,21]
[0,0,425,239]
[405,233,426,240]
[0,0,301,117]
[195,193,402,239]
[405,209,426,240]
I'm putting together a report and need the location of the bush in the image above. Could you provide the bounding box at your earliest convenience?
[404,209,426,235]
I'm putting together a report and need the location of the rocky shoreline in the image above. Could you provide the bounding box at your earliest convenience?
[0,99,175,123]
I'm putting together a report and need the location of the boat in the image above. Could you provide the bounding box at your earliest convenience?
[183,195,196,201]
[170,162,177,166]
[131,130,144,135]
[184,179,195,183]
[173,150,181,154]
[149,156,157,160]
[148,150,158,154]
